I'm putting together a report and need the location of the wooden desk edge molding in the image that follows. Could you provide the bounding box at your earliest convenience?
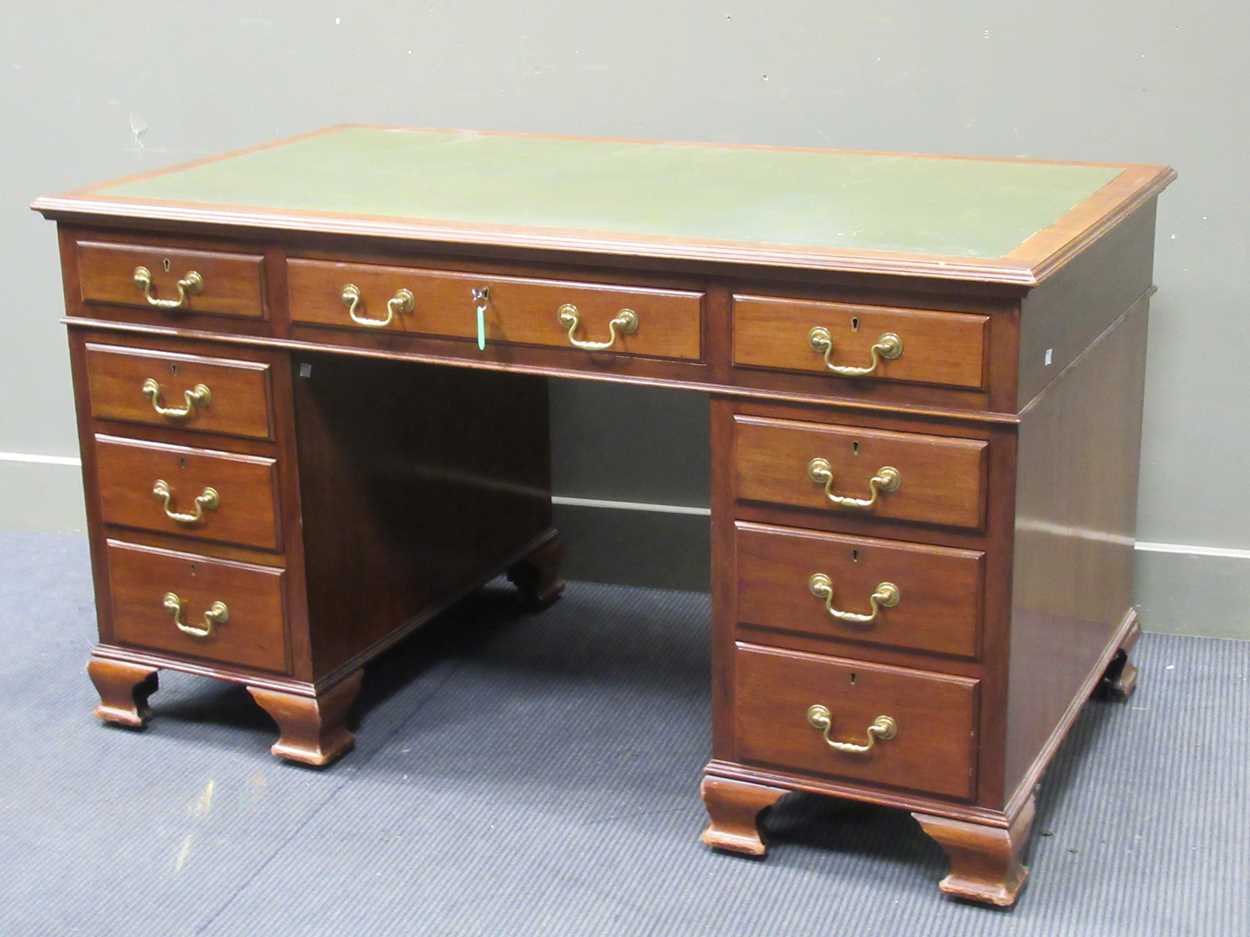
[34,126,1173,907]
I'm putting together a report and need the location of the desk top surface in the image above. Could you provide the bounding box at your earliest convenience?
[35,126,1173,286]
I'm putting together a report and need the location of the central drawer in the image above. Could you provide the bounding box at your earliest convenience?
[105,539,288,673]
[94,435,282,551]
[732,414,988,530]
[287,259,704,361]
[734,643,979,800]
[735,522,984,659]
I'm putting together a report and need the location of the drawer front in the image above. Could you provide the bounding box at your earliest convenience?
[105,540,288,673]
[288,259,704,361]
[84,343,274,440]
[734,643,978,799]
[733,294,988,389]
[94,436,282,551]
[736,523,984,659]
[733,415,988,530]
[77,241,266,319]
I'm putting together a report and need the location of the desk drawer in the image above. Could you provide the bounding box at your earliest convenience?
[76,241,266,319]
[733,295,987,389]
[94,435,282,552]
[288,259,703,361]
[732,415,988,530]
[736,523,984,659]
[734,643,978,800]
[84,343,274,440]
[105,540,288,673]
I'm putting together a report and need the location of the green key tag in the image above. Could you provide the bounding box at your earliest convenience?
[472,287,490,351]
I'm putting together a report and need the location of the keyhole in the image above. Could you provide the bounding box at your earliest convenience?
[189,563,198,577]
[851,441,860,456]
[851,549,860,563]
[162,257,172,273]
[179,457,188,470]
[849,673,857,685]
[169,363,179,376]
[850,316,860,332]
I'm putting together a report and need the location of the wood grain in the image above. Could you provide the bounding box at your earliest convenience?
[287,257,704,361]
[733,294,987,389]
[735,521,984,659]
[104,539,289,673]
[84,342,274,440]
[93,435,282,551]
[733,642,979,800]
[732,414,989,530]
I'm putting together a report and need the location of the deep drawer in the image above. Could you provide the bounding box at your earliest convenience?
[76,241,266,319]
[94,435,282,552]
[287,258,704,361]
[734,642,979,800]
[105,539,288,673]
[735,522,984,659]
[732,414,988,530]
[84,343,274,440]
[732,294,988,389]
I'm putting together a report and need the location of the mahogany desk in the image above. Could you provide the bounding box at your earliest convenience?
[33,127,1174,907]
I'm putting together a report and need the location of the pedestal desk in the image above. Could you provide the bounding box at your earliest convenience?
[33,127,1174,907]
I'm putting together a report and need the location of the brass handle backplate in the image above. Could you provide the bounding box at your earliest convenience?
[806,705,897,754]
[809,326,902,377]
[557,303,639,351]
[163,592,229,639]
[152,479,219,524]
[807,457,901,510]
[808,573,900,625]
[141,378,211,420]
[340,283,415,328]
[133,266,203,310]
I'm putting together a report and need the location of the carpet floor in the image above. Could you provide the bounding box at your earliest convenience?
[0,532,1244,937]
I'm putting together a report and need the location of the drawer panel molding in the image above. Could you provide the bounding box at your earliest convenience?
[105,539,288,673]
[733,643,979,800]
[735,522,985,658]
[732,415,989,530]
[94,435,282,551]
[76,241,266,319]
[733,294,988,389]
[84,343,274,440]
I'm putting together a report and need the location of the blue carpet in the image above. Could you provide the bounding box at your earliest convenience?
[0,532,1244,937]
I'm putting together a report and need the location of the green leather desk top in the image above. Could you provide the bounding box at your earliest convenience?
[36,126,1172,285]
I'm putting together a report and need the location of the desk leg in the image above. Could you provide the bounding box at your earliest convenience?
[248,669,363,767]
[507,534,565,611]
[87,656,159,728]
[700,775,788,857]
[912,794,1035,908]
[1096,618,1141,702]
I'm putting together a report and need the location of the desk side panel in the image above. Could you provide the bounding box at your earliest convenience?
[1017,201,1157,407]
[1005,299,1149,798]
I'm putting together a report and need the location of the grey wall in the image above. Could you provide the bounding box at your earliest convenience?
[3,2,1247,636]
